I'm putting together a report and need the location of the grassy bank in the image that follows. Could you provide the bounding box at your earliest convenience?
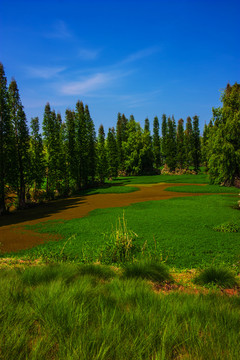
[0,262,240,360]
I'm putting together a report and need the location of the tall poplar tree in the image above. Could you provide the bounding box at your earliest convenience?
[65,109,78,188]
[75,101,88,188]
[106,127,118,178]
[153,116,161,169]
[0,63,13,213]
[177,118,185,168]
[97,124,107,183]
[85,104,96,184]
[161,114,167,164]
[185,116,193,168]
[165,116,177,171]
[141,118,153,173]
[29,117,45,192]
[192,115,201,172]
[8,79,30,208]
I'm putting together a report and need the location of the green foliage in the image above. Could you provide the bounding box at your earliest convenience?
[185,116,194,168]
[8,79,30,208]
[213,222,240,233]
[140,118,154,173]
[97,124,107,183]
[165,116,177,171]
[176,118,185,168]
[123,261,173,283]
[29,117,45,191]
[194,266,239,288]
[106,127,118,178]
[208,83,240,185]
[153,116,161,168]
[192,115,201,172]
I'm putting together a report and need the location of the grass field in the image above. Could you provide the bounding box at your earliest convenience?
[6,193,239,270]
[0,263,240,360]
[1,173,240,359]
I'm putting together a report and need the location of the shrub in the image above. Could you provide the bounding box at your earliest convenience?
[194,266,239,288]
[213,222,240,233]
[123,261,173,283]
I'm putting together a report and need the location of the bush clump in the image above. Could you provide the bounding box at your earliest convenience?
[194,266,239,288]
[123,261,173,283]
[213,222,240,233]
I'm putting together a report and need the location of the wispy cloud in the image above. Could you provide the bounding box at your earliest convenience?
[78,48,101,60]
[60,73,111,95]
[26,66,66,79]
[120,46,161,65]
[44,20,72,39]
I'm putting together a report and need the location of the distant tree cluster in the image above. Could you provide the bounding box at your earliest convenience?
[202,82,240,186]
[8,62,240,214]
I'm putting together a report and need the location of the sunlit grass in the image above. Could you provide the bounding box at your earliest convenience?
[0,263,240,360]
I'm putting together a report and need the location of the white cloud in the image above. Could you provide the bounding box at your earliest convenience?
[26,66,66,79]
[60,73,111,95]
[121,46,161,65]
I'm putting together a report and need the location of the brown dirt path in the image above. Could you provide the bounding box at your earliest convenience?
[0,183,208,253]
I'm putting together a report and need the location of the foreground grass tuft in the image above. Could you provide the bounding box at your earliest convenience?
[123,261,173,283]
[194,266,239,288]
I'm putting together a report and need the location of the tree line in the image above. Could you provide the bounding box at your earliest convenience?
[1,62,239,213]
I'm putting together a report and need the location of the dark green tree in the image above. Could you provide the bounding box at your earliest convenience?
[8,79,30,208]
[208,83,240,185]
[185,116,194,168]
[176,118,185,168]
[97,124,107,184]
[153,116,161,169]
[85,104,96,184]
[165,116,177,171]
[161,114,167,164]
[106,127,118,178]
[192,115,201,172]
[65,109,78,189]
[29,117,45,192]
[140,118,153,173]
[75,101,88,188]
[0,63,13,213]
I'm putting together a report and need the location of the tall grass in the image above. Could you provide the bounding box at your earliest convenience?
[1,263,240,359]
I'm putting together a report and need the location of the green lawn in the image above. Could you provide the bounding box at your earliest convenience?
[8,193,239,270]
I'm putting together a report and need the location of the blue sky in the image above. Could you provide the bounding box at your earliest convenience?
[1,0,239,133]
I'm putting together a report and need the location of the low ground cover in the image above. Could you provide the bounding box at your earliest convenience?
[5,193,239,270]
[165,184,239,193]
[0,263,239,360]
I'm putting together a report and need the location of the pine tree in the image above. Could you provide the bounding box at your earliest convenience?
[85,104,96,184]
[176,118,185,168]
[185,116,194,168]
[165,116,177,171]
[106,127,118,178]
[0,63,13,213]
[8,79,30,208]
[140,118,153,173]
[161,114,167,164]
[97,124,107,184]
[116,113,128,172]
[122,116,143,175]
[75,101,88,188]
[65,109,78,189]
[192,115,201,172]
[29,117,45,192]
[153,116,161,169]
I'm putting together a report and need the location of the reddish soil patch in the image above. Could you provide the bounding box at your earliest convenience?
[0,183,209,253]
